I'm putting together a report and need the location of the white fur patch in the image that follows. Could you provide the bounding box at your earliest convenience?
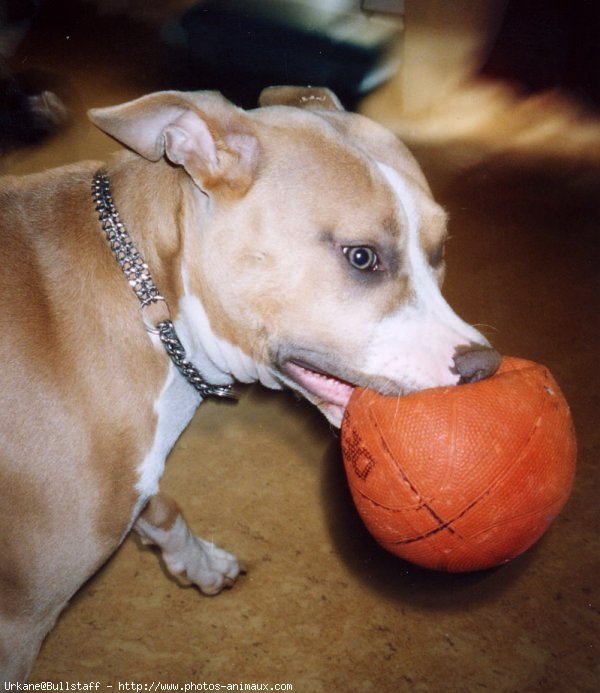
[177,267,281,389]
[128,360,200,534]
[363,163,488,392]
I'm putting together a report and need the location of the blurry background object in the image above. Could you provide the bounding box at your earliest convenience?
[0,0,69,154]
[362,0,404,15]
[162,0,403,107]
[361,0,600,164]
[481,0,600,110]
[0,0,41,57]
[0,60,69,154]
[0,0,68,155]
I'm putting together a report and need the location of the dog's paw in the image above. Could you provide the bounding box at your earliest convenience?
[166,535,241,595]
[162,523,241,596]
[136,513,242,595]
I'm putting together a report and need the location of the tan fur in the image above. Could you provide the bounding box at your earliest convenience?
[138,492,183,532]
[0,160,173,679]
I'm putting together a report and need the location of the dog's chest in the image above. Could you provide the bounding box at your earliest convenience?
[129,364,201,525]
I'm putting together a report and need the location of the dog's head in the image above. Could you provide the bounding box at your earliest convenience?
[89,87,499,427]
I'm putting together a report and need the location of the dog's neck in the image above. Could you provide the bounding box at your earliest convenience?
[100,155,280,394]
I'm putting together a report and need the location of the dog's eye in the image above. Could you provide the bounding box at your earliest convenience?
[343,246,379,271]
[428,243,445,268]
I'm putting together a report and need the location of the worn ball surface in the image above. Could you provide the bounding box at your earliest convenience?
[341,357,576,572]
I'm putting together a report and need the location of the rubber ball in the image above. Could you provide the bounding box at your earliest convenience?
[341,357,576,571]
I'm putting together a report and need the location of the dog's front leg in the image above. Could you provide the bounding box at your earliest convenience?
[134,493,241,595]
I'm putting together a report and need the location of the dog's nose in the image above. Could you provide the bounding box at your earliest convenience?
[453,345,502,384]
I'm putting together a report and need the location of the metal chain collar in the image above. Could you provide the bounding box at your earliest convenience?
[92,170,235,400]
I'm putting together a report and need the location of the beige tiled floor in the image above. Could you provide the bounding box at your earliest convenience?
[4,2,598,691]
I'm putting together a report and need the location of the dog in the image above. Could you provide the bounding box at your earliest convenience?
[0,86,500,681]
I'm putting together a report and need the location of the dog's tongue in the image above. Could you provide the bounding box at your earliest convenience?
[284,361,355,408]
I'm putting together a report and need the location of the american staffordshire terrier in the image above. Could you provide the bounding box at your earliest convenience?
[0,86,500,681]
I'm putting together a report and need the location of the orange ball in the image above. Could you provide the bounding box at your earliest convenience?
[341,357,576,572]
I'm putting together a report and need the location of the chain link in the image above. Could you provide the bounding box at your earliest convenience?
[92,170,235,400]
[156,320,235,399]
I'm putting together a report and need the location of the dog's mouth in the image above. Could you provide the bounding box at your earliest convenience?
[277,347,403,427]
[280,358,357,427]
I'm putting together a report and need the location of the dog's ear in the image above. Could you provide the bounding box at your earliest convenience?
[258,86,344,112]
[88,91,259,196]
